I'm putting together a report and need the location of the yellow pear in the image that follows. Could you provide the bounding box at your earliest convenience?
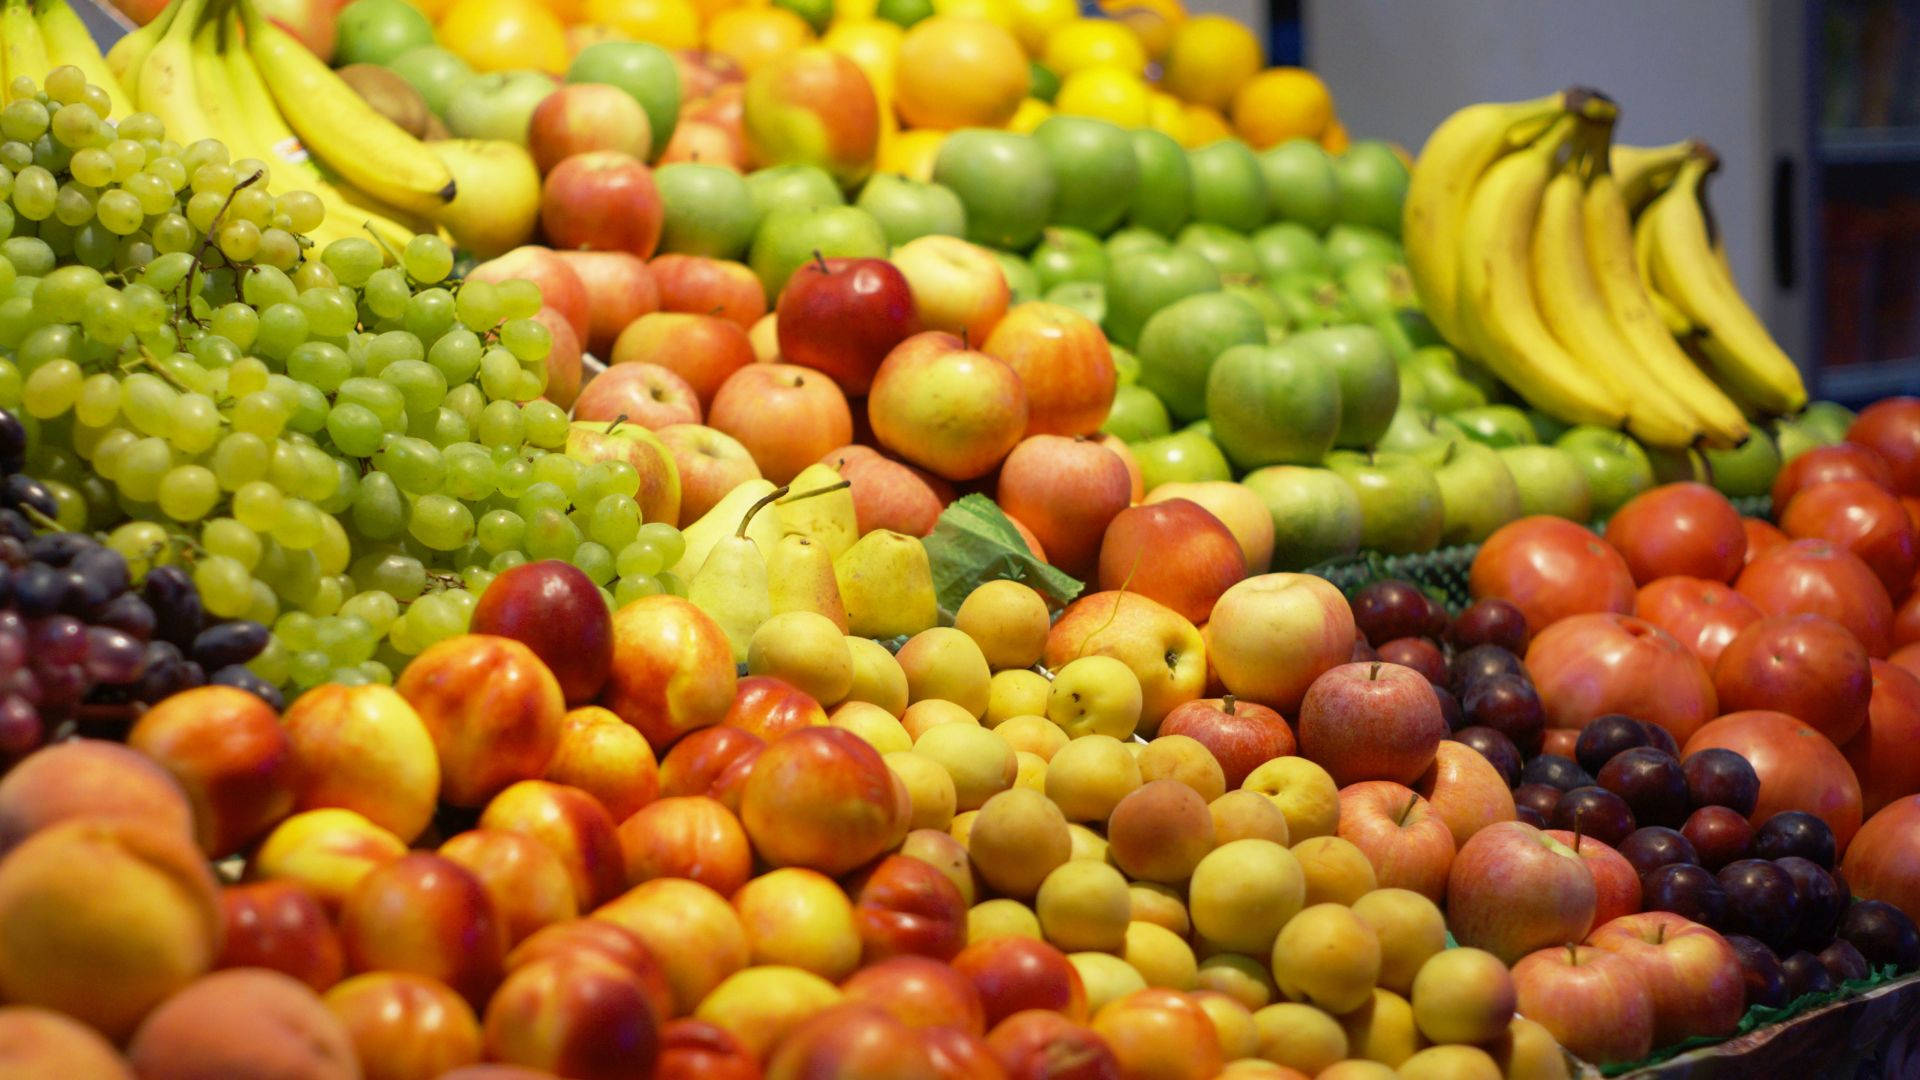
[777,463,858,559]
[686,484,787,663]
[767,534,849,632]
[672,478,781,579]
[834,529,938,639]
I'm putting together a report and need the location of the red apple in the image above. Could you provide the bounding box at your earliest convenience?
[820,445,952,537]
[572,362,703,429]
[540,150,664,260]
[1587,910,1743,1045]
[1634,576,1763,670]
[555,250,660,357]
[1206,573,1356,715]
[649,254,767,330]
[1143,481,1273,575]
[255,0,335,60]
[657,424,762,528]
[532,306,585,410]
[471,561,614,706]
[1543,829,1641,929]
[563,420,683,530]
[741,48,881,187]
[1299,662,1448,788]
[1782,479,1919,596]
[1525,613,1718,745]
[1447,821,1597,964]
[601,595,739,753]
[890,235,1011,344]
[675,49,744,102]
[468,245,590,346]
[529,84,655,174]
[1418,740,1518,849]
[1843,660,1920,817]
[1336,781,1456,903]
[707,364,854,484]
[868,331,1028,482]
[776,255,921,396]
[1156,696,1294,789]
[1096,499,1245,625]
[1848,397,1920,496]
[996,434,1132,580]
[1510,944,1653,1065]
[981,301,1116,439]
[609,312,754,410]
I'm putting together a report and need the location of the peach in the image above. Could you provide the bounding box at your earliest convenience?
[1209,789,1293,846]
[1193,990,1260,1061]
[324,972,484,1080]
[843,955,989,1035]
[741,727,907,876]
[397,634,567,807]
[657,725,763,799]
[970,899,1043,944]
[986,1009,1117,1080]
[695,964,845,1060]
[899,826,977,906]
[902,699,979,741]
[593,878,750,1017]
[995,714,1068,761]
[601,595,740,752]
[127,685,295,856]
[542,705,661,823]
[845,636,912,716]
[953,936,1088,1028]
[480,780,627,910]
[987,670,1053,728]
[919,1025,1006,1080]
[217,880,346,992]
[765,1002,937,1078]
[852,853,970,963]
[732,867,861,979]
[280,683,439,844]
[0,819,219,1039]
[1292,835,1379,908]
[505,919,675,1025]
[484,952,664,1078]
[616,795,753,896]
[1189,838,1308,956]
[435,1067,564,1080]
[656,1017,759,1080]
[1139,733,1228,801]
[0,738,193,854]
[1108,779,1217,884]
[0,1006,133,1078]
[253,807,408,911]
[886,750,959,831]
[339,853,508,1007]
[1044,734,1143,823]
[1069,952,1149,1016]
[128,969,357,1079]
[440,829,581,945]
[1091,988,1225,1080]
[967,787,1072,900]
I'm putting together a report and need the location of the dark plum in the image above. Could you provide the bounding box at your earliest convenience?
[1682,748,1761,816]
[1719,859,1803,950]
[1574,714,1655,776]
[1680,805,1753,871]
[1521,754,1593,792]
[1617,826,1698,878]
[1597,747,1690,828]
[1451,644,1527,690]
[1452,726,1522,788]
[1515,804,1548,828]
[1351,580,1440,646]
[1644,863,1729,927]
[1449,597,1530,653]
[1779,951,1835,999]
[1752,811,1837,870]
[1776,856,1844,951]
[1839,901,1920,973]
[1724,934,1789,1009]
[1434,685,1463,732]
[1350,634,1379,663]
[1461,674,1545,757]
[1818,939,1870,984]
[1642,723,1679,758]
[1513,782,1564,823]
[1551,786,1636,846]
[1378,637,1447,686]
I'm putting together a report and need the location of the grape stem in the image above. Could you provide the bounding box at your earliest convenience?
[181,168,267,331]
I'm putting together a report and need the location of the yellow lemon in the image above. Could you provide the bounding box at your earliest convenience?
[584,0,702,46]
[834,0,877,20]
[1053,64,1149,128]
[1159,14,1261,110]
[877,128,946,180]
[1322,117,1350,154]
[933,0,1014,29]
[1146,90,1186,141]
[438,0,570,73]
[539,0,584,22]
[1230,66,1335,149]
[566,23,635,59]
[894,16,1030,129]
[705,5,817,73]
[1006,0,1076,55]
[821,18,903,95]
[1041,17,1147,77]
[1179,103,1232,147]
[1006,97,1053,133]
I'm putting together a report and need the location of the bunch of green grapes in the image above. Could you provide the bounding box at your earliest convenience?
[0,67,688,694]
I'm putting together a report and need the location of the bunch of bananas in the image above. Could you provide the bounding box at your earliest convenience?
[2,0,135,116]
[1405,90,1807,450]
[103,0,456,249]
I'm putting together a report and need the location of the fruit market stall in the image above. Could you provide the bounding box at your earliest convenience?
[3,0,1920,1076]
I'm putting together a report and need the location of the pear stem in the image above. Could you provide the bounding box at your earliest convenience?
[777,479,852,505]
[607,413,628,435]
[737,485,791,539]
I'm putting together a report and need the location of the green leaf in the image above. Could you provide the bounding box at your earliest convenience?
[922,494,1084,615]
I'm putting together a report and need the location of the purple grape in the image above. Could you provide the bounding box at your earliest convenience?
[0,512,29,543]
[210,665,283,711]
[83,627,146,685]
[2,474,57,519]
[142,566,204,648]
[0,410,25,472]
[70,547,128,597]
[13,563,65,616]
[0,695,40,757]
[34,663,86,710]
[26,532,92,566]
[30,615,87,666]
[93,594,156,640]
[191,622,270,670]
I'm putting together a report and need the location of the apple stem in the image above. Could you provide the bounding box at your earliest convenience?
[1368,662,1382,682]
[1222,695,1236,715]
[1566,943,1580,965]
[961,327,971,350]
[777,480,853,505]
[812,249,829,275]
[607,413,628,435]
[1572,820,1584,850]
[1398,792,1419,826]
[737,485,791,539]
[1655,923,1667,946]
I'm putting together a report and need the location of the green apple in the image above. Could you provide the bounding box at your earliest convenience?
[336,0,436,66]
[443,70,556,144]
[1326,450,1446,555]
[1323,224,1402,271]
[1111,344,1139,385]
[1645,445,1709,485]
[1187,140,1267,233]
[1134,291,1266,421]
[1435,439,1522,545]
[568,41,680,156]
[934,129,1057,250]
[1045,281,1105,323]
[1333,140,1410,237]
[1377,407,1464,467]
[1554,425,1655,519]
[1251,221,1328,279]
[1131,429,1232,489]
[994,250,1041,304]
[385,46,472,117]
[1527,409,1572,444]
[748,205,888,297]
[1339,259,1417,322]
[856,173,965,246]
[1801,400,1856,443]
[1291,326,1397,448]
[1498,445,1593,522]
[1029,60,1060,103]
[655,163,760,259]
[1404,346,1487,414]
[1175,223,1260,278]
[1031,227,1108,292]
[1206,341,1343,470]
[1102,384,1172,442]
[1102,246,1220,349]
[1450,404,1538,448]
[1107,228,1169,264]
[1032,115,1138,235]
[1270,272,1352,330]
[1770,416,1825,464]
[1183,418,1213,439]
[1241,465,1363,570]
[1704,427,1781,498]
[1125,128,1192,236]
[1223,281,1287,332]
[746,164,845,220]
[1259,138,1338,231]
[875,0,931,25]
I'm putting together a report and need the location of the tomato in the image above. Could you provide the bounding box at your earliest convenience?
[1902,496,1920,535]
[1840,796,1920,925]
[1469,516,1636,636]
[1741,518,1789,566]
[1526,612,1718,744]
[1634,576,1763,669]
[1771,443,1895,509]
[1895,641,1920,683]
[1712,613,1872,746]
[1896,586,1920,650]
[1683,710,1863,853]
[1843,661,1920,816]
[1780,479,1918,595]
[1604,482,1747,585]
[1735,538,1894,657]
[1847,396,1920,496]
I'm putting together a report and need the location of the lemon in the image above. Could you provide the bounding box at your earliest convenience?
[1159,14,1261,110]
[1146,90,1186,141]
[1006,97,1053,133]
[1231,66,1334,148]
[1053,65,1150,128]
[933,0,1013,29]
[1006,0,1076,54]
[1180,103,1233,147]
[1095,0,1184,57]
[1042,17,1147,77]
[821,18,904,94]
[878,128,948,181]
[894,15,1030,129]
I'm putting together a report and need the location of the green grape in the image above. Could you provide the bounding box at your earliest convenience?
[253,302,309,360]
[122,283,168,332]
[498,317,551,363]
[290,257,336,294]
[525,507,581,562]
[453,280,501,329]
[443,443,496,501]
[461,566,496,594]
[351,472,407,540]
[475,398,524,448]
[275,610,319,650]
[248,635,291,685]
[492,278,542,321]
[521,400,569,449]
[530,452,581,496]
[211,431,269,489]
[326,403,383,457]
[227,185,273,225]
[358,659,393,686]
[313,512,351,575]
[33,264,103,312]
[346,551,423,603]
[124,169,172,214]
[572,462,617,507]
[495,457,534,499]
[588,493,642,552]
[255,228,302,271]
[403,288,454,342]
[0,101,50,142]
[408,592,465,646]
[157,464,219,521]
[114,436,172,501]
[203,517,262,570]
[68,146,114,186]
[80,290,132,344]
[189,160,237,196]
[364,266,410,319]
[285,382,331,436]
[385,611,418,656]
[89,427,138,474]
[489,549,528,572]
[231,390,290,440]
[240,266,296,307]
[150,213,194,253]
[570,540,614,586]
[119,372,175,438]
[320,458,358,515]
[94,188,142,235]
[232,480,284,533]
[403,233,453,284]
[170,393,221,454]
[424,407,470,447]
[286,342,351,392]
[243,577,279,625]
[380,358,446,416]
[228,357,271,396]
[340,589,399,636]
[637,522,686,568]
[318,614,376,664]
[3,236,57,276]
[616,538,665,578]
[299,286,358,338]
[516,480,569,519]
[208,301,259,349]
[272,497,326,549]
[443,382,484,423]
[106,519,168,576]
[216,219,261,262]
[378,436,445,495]
[42,478,87,531]
[337,377,406,430]
[657,570,686,597]
[443,587,477,621]
[615,574,663,606]
[364,329,425,377]
[476,508,525,554]
[427,328,482,385]
[290,648,332,686]
[408,494,474,551]
[194,554,254,618]
[320,237,381,286]
[478,346,520,400]
[74,372,119,426]
[22,358,81,418]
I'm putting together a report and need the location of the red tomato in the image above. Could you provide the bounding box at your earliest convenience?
[1742,518,1790,566]
[1604,483,1746,585]
[1902,496,1920,535]
[1772,443,1895,509]
[1896,587,1920,650]
[1683,710,1864,853]
[1634,576,1763,669]
[1843,661,1920,816]
[1470,517,1636,636]
[1712,613,1873,746]
[1896,642,1920,683]
[1847,396,1920,496]
[1735,538,1895,657]
[1780,479,1919,596]
[1840,796,1920,926]
[1526,612,1718,744]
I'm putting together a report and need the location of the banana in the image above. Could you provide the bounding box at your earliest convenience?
[132,0,220,147]
[1642,155,1808,415]
[236,0,454,217]
[1453,115,1628,428]
[106,0,178,93]
[37,0,137,118]
[1610,140,1694,216]
[2,0,52,89]
[1403,90,1568,345]
[1581,134,1750,448]
[1633,212,1697,336]
[1531,132,1700,448]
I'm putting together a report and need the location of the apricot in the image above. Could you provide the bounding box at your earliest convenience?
[0,738,193,854]
[129,969,358,1079]
[0,1006,133,1078]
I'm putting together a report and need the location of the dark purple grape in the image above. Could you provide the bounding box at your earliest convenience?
[1449,597,1530,653]
[26,532,92,566]
[1515,804,1548,828]
[1642,722,1679,758]
[71,547,129,601]
[142,566,204,648]
[1,474,56,520]
[1575,714,1655,775]
[60,569,114,616]
[191,622,270,670]
[0,410,25,472]
[12,563,66,616]
[1724,934,1789,1008]
[34,663,87,710]
[130,640,185,702]
[1451,644,1527,689]
[178,660,205,690]
[1839,900,1920,972]
[1753,811,1837,869]
[1514,782,1564,821]
[1780,952,1834,999]
[0,695,40,758]
[0,536,24,567]
[92,594,156,640]
[1351,580,1438,645]
[0,511,29,543]
[30,616,87,666]
[210,665,283,711]
[1520,755,1591,792]
[83,627,145,685]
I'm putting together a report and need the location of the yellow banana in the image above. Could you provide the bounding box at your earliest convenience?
[1403,90,1568,346]
[132,0,219,147]
[1581,134,1750,448]
[106,0,178,92]
[236,0,454,217]
[1610,139,1693,216]
[1531,137,1700,448]
[1642,156,1808,415]
[37,0,137,118]
[1454,115,1627,428]
[2,0,52,90]
[1633,212,1697,336]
